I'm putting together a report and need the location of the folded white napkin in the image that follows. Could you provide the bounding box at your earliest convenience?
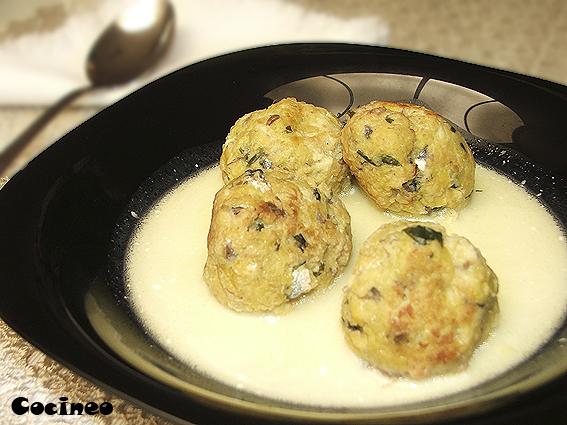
[0,0,389,106]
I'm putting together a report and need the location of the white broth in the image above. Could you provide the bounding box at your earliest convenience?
[126,165,567,407]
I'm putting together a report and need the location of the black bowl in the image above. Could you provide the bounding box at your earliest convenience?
[1,44,567,425]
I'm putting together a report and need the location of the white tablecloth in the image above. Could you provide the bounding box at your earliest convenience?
[0,0,389,106]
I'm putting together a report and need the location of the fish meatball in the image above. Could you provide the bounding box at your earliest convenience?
[341,221,498,379]
[220,97,350,195]
[204,169,352,312]
[341,101,475,215]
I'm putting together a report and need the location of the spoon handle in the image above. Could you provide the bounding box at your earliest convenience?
[0,86,92,177]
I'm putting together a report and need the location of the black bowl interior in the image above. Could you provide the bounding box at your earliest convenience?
[1,44,567,425]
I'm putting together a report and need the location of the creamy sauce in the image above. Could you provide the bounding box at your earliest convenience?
[126,166,567,407]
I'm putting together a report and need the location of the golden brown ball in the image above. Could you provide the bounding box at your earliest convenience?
[341,221,498,379]
[220,97,350,196]
[341,101,475,215]
[204,169,352,312]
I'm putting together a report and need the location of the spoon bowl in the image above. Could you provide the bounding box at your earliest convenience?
[0,0,175,176]
[87,0,175,86]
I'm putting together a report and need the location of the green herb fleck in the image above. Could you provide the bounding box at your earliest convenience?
[403,225,444,246]
[292,261,306,270]
[450,126,457,133]
[285,125,293,133]
[293,233,308,252]
[382,155,401,166]
[402,177,420,192]
[246,153,259,165]
[247,151,267,166]
[357,150,378,166]
[363,287,381,299]
[426,206,445,214]
[244,169,264,178]
[248,217,265,232]
[344,319,363,332]
[385,116,394,124]
[313,262,325,277]
[313,187,321,201]
[233,147,251,164]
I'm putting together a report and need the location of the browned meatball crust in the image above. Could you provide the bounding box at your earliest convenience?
[220,97,350,195]
[204,169,352,312]
[341,101,475,215]
[341,221,498,378]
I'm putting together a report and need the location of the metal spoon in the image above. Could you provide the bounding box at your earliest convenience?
[0,0,175,176]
